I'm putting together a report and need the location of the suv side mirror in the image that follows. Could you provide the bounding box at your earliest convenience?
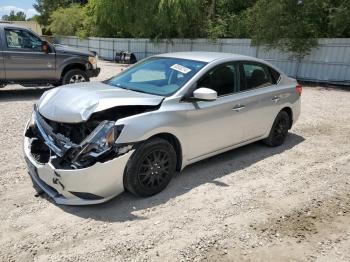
[42,41,50,54]
[193,87,217,101]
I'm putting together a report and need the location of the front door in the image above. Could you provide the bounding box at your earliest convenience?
[186,62,244,160]
[2,27,56,81]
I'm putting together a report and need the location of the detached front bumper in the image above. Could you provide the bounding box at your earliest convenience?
[23,136,134,205]
[86,68,101,78]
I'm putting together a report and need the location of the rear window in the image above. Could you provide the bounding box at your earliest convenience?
[240,63,273,91]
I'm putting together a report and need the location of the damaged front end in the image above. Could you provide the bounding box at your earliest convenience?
[25,105,148,169]
[23,104,160,205]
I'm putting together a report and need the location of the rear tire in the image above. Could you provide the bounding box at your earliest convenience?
[263,111,290,147]
[124,138,177,197]
[62,69,89,85]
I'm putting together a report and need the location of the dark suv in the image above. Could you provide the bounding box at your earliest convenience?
[0,24,100,88]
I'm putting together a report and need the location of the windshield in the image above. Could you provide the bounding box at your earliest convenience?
[106,57,206,96]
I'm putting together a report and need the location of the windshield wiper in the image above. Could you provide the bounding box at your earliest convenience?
[126,88,153,95]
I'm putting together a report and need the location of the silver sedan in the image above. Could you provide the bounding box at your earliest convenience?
[23,52,301,205]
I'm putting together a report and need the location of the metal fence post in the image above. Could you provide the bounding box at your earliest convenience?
[128,39,131,51]
[98,38,101,58]
[144,40,148,58]
[295,58,301,79]
[255,45,260,58]
[112,39,115,61]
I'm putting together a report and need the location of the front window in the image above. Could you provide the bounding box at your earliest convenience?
[5,28,42,51]
[197,63,238,96]
[106,57,206,96]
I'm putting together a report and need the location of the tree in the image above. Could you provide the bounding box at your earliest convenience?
[79,0,98,38]
[151,0,208,38]
[94,0,209,38]
[48,4,85,36]
[27,15,40,22]
[207,0,257,38]
[95,0,158,38]
[245,0,324,57]
[34,0,87,26]
[42,0,350,57]
[328,0,350,37]
[2,11,27,21]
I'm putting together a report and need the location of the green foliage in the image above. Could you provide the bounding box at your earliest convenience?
[79,0,98,38]
[94,0,157,38]
[33,0,350,56]
[27,15,40,22]
[328,0,350,37]
[34,0,87,27]
[245,0,320,56]
[245,0,350,56]
[48,4,85,36]
[1,11,27,21]
[207,0,256,38]
[155,0,208,38]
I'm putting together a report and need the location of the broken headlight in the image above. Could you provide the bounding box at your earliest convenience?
[73,121,123,162]
[88,55,98,69]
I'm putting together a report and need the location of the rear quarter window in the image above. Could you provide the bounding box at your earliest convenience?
[269,67,281,84]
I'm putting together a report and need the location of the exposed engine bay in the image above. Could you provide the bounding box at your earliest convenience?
[25,104,159,169]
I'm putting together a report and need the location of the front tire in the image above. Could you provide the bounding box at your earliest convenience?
[263,111,290,147]
[124,138,177,197]
[62,69,89,85]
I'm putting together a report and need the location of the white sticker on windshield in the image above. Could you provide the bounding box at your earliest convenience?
[170,64,191,74]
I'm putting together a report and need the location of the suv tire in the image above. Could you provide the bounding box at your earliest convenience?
[124,138,177,197]
[62,69,89,85]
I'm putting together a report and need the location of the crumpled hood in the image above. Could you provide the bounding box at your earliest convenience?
[37,82,164,123]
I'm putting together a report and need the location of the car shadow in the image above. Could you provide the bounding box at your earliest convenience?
[0,87,51,102]
[59,133,305,222]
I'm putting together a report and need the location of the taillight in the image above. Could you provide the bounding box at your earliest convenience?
[296,84,302,94]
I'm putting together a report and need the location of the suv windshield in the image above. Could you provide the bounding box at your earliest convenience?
[106,57,206,96]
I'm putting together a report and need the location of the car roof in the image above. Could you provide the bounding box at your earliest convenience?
[154,51,262,63]
[0,22,28,30]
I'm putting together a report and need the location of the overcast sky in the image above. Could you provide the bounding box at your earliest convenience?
[0,0,38,19]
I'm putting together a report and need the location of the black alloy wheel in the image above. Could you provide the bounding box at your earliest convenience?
[124,138,177,197]
[263,111,290,147]
[137,149,171,190]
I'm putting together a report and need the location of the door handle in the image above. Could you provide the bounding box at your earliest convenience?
[232,105,245,112]
[271,96,280,102]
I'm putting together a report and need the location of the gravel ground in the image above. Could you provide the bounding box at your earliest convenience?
[0,60,349,262]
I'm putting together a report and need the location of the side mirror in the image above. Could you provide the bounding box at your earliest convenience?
[193,87,217,101]
[42,41,49,54]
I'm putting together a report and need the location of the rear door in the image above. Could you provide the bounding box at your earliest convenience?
[235,61,281,141]
[2,27,56,81]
